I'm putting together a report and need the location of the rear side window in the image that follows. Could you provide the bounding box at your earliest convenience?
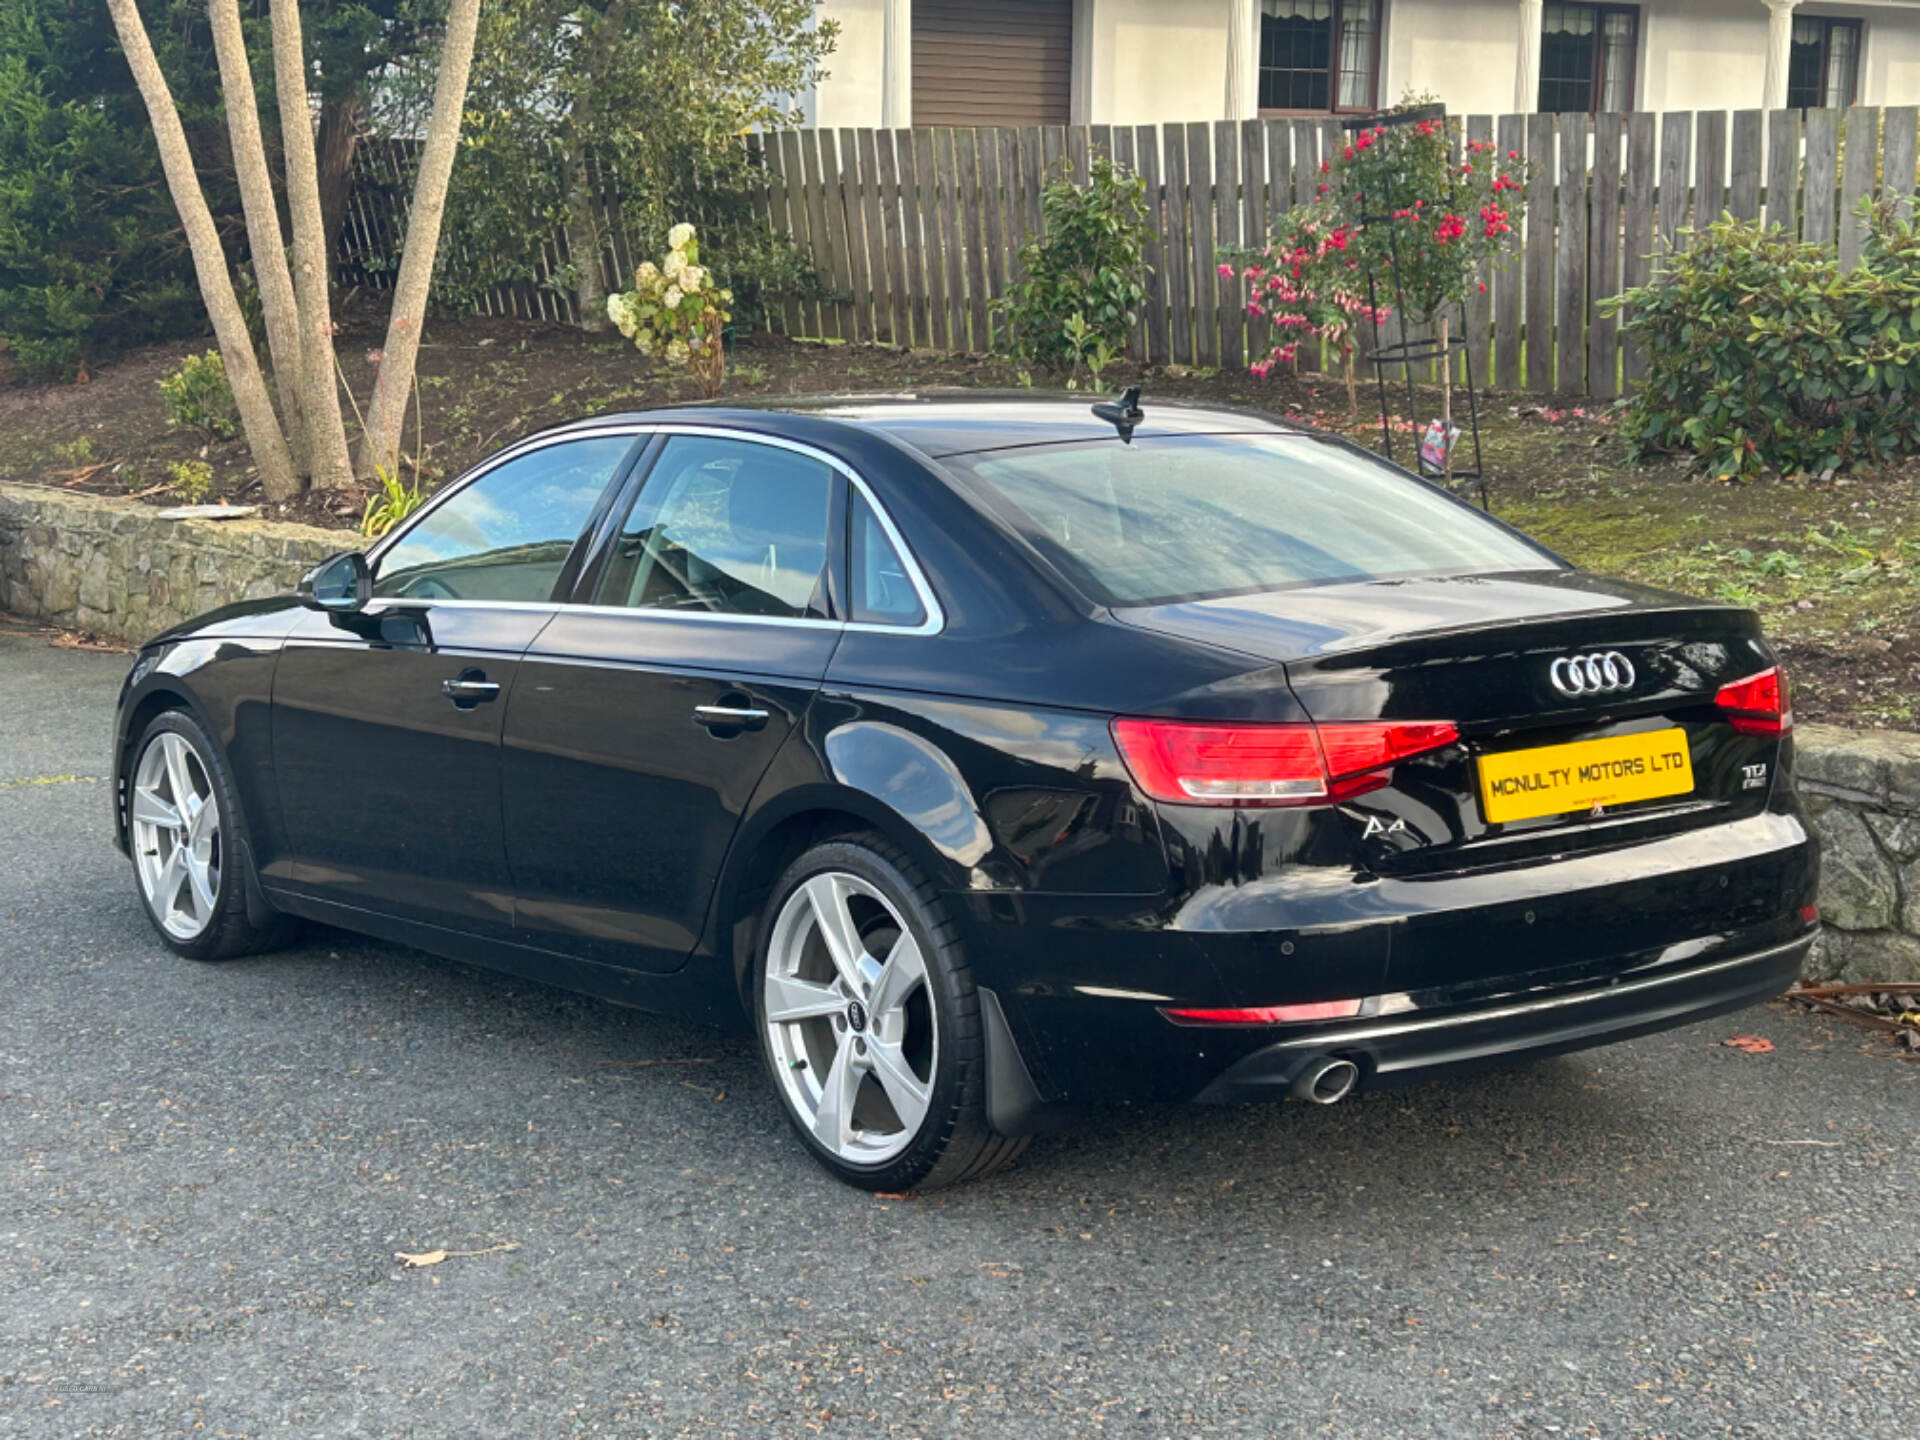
[849,489,927,627]
[594,436,832,619]
[374,435,634,601]
[943,433,1553,606]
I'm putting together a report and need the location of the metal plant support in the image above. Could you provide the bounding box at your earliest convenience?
[1339,104,1488,510]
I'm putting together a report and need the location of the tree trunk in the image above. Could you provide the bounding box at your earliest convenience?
[358,0,483,479]
[104,0,298,501]
[208,0,309,483]
[562,135,608,332]
[269,0,356,490]
[316,90,364,298]
[561,3,628,334]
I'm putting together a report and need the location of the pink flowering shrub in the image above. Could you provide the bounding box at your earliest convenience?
[1220,101,1530,442]
[1223,204,1388,407]
[1333,107,1530,332]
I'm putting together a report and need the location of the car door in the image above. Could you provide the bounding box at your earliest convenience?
[501,431,847,973]
[270,431,642,936]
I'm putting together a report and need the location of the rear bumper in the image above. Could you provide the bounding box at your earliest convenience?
[1193,931,1810,1103]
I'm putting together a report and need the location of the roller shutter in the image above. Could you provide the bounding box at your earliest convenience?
[912,0,1074,127]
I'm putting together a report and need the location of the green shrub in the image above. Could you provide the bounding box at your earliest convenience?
[0,0,231,380]
[157,351,239,442]
[361,466,426,539]
[994,157,1152,380]
[1607,203,1920,480]
[165,458,214,503]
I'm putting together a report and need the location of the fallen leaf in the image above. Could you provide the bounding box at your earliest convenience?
[873,1191,915,1201]
[395,1240,520,1269]
[1723,1034,1774,1054]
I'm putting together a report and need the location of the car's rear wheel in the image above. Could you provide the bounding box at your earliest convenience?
[754,836,1029,1191]
[128,710,295,961]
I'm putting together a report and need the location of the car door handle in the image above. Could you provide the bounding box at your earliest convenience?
[693,703,770,731]
[442,677,501,703]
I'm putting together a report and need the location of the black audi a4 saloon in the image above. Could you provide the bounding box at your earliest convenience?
[113,394,1819,1190]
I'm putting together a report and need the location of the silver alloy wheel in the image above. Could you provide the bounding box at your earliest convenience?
[764,871,937,1165]
[130,731,223,941]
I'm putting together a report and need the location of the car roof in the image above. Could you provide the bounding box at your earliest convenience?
[540,390,1318,460]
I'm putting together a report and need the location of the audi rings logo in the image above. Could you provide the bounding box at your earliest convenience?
[1549,651,1636,697]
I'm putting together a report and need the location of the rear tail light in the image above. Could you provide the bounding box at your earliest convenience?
[1716,666,1791,737]
[1110,717,1459,808]
[1162,999,1364,1026]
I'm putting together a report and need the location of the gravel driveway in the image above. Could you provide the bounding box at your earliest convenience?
[2,621,1915,1439]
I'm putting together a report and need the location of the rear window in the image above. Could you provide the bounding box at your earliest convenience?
[942,433,1554,606]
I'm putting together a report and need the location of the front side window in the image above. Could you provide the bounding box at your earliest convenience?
[942,434,1554,608]
[1788,17,1861,111]
[373,435,634,601]
[1258,0,1381,115]
[594,435,832,619]
[1539,3,1638,114]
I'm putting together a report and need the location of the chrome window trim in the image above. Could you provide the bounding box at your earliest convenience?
[364,421,945,637]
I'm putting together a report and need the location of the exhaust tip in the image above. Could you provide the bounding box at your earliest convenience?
[1293,1056,1360,1105]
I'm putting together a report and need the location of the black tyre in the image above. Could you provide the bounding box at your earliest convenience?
[125,708,297,961]
[753,834,1029,1191]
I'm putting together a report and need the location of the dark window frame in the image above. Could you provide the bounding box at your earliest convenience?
[1256,0,1385,118]
[1537,2,1640,116]
[1787,16,1863,112]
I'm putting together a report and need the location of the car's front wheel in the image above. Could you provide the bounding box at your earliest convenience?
[754,835,1028,1191]
[127,709,295,961]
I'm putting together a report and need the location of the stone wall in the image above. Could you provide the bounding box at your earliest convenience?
[0,481,346,647]
[1798,724,1920,982]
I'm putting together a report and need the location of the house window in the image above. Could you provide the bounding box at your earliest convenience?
[1539,3,1638,114]
[1258,0,1382,114]
[1787,17,1861,110]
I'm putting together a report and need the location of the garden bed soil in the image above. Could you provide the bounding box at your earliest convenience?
[5,312,1918,729]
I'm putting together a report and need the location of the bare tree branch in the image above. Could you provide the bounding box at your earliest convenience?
[208,0,310,487]
[270,0,356,490]
[104,0,297,500]
[358,0,482,478]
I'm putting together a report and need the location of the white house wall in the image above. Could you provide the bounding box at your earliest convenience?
[815,0,888,127]
[1381,1,1527,115]
[1082,0,1231,124]
[809,0,1920,130]
[1853,1,1920,102]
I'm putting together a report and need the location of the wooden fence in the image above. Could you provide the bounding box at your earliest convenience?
[340,107,1920,397]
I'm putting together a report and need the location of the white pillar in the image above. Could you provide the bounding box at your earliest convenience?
[880,0,912,129]
[1762,0,1800,111]
[1225,0,1259,121]
[1514,0,1544,113]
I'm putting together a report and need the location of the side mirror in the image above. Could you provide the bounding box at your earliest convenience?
[297,550,372,613]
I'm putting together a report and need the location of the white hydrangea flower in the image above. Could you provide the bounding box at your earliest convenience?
[663,285,683,308]
[635,260,659,283]
[679,264,706,291]
[665,338,690,365]
[668,222,695,250]
[662,249,687,279]
[634,333,653,356]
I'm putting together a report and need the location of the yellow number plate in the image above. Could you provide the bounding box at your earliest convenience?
[1478,727,1695,824]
